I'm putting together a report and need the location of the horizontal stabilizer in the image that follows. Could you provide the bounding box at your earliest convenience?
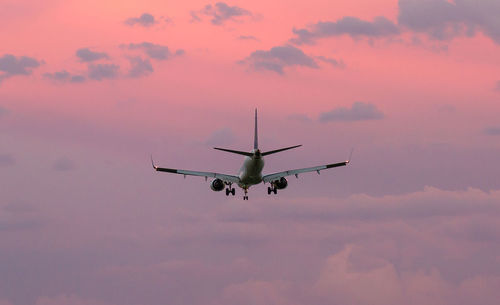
[262,145,302,156]
[214,147,254,157]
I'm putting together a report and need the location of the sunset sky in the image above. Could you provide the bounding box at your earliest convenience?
[1,0,500,304]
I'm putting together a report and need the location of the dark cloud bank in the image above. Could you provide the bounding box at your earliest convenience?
[291,0,500,45]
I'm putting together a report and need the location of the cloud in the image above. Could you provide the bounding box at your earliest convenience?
[316,56,345,68]
[238,35,259,41]
[0,54,41,82]
[122,42,184,61]
[197,2,252,25]
[242,45,318,75]
[76,48,109,62]
[52,157,76,171]
[127,56,153,78]
[0,154,15,167]
[291,16,399,45]
[124,13,157,27]
[311,245,500,305]
[483,127,500,136]
[43,70,85,83]
[398,0,500,44]
[205,128,236,146]
[319,102,384,122]
[88,64,119,80]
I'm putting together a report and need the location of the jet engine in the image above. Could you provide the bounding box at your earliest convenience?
[210,178,225,191]
[274,177,288,189]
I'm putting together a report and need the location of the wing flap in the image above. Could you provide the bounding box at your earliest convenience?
[152,157,240,183]
[262,160,348,182]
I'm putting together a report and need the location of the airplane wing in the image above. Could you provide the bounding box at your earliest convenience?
[151,157,240,183]
[262,160,349,183]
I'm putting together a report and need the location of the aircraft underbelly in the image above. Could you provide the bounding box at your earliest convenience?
[239,157,264,187]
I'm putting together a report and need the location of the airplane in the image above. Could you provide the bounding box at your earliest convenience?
[152,109,351,200]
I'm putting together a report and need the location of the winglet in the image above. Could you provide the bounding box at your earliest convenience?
[151,155,158,170]
[346,148,354,164]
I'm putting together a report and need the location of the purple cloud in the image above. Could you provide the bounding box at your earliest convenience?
[242,45,318,74]
[127,56,153,78]
[319,102,384,122]
[122,42,179,61]
[124,13,157,27]
[398,0,500,44]
[76,48,109,62]
[0,54,41,82]
[43,70,86,83]
[87,64,119,80]
[194,2,252,25]
[483,127,500,136]
[291,16,400,45]
[0,154,15,167]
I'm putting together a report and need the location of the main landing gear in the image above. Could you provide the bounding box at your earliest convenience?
[225,183,235,196]
[243,188,249,200]
[267,186,278,195]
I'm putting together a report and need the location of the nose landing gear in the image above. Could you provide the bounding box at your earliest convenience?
[243,187,249,200]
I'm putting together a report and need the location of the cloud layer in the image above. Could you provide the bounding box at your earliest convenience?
[398,0,500,43]
[292,0,500,45]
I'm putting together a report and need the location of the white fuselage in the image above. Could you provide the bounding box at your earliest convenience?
[238,150,264,188]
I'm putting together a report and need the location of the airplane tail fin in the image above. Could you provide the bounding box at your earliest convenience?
[261,144,302,156]
[254,108,258,150]
[214,110,301,157]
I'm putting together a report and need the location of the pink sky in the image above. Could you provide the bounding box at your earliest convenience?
[1,1,500,305]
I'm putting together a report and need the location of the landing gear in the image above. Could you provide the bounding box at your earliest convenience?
[267,186,278,195]
[225,183,235,196]
[243,188,249,200]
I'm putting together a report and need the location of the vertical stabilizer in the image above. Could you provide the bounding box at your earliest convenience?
[254,109,259,150]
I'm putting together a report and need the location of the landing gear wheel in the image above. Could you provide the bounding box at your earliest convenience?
[243,196,248,200]
[273,188,277,195]
[267,187,272,195]
[231,188,235,196]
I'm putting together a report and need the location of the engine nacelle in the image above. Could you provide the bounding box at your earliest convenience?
[210,178,225,191]
[274,177,288,190]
